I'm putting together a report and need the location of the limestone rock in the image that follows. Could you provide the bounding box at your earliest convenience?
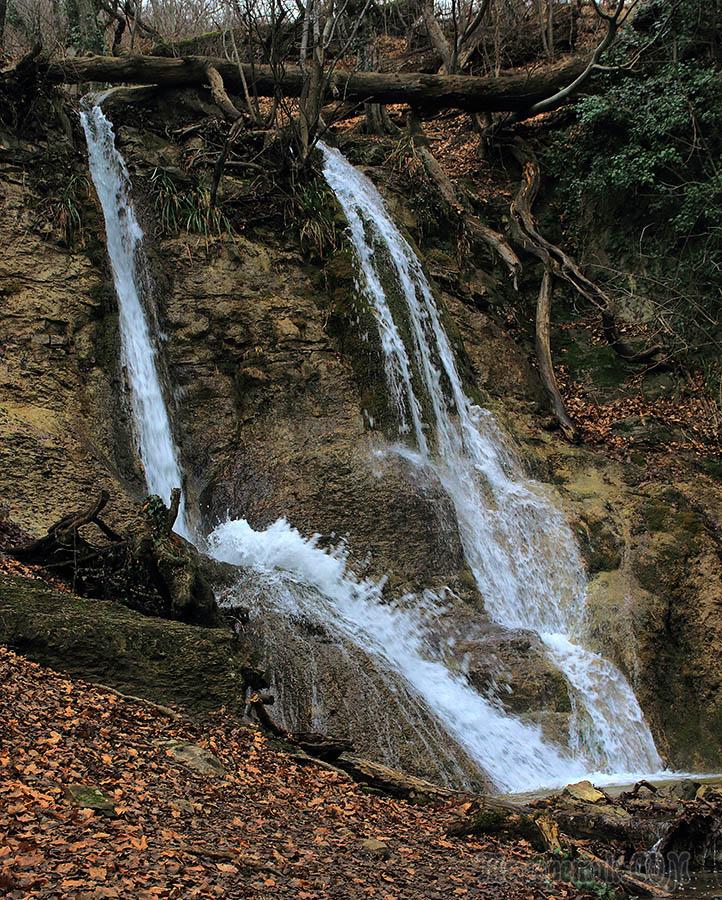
[696,782,722,801]
[3,96,722,787]
[563,780,605,804]
[166,741,226,776]
[64,784,116,815]
[360,838,390,857]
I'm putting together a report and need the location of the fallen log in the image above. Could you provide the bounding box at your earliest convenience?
[247,692,353,762]
[42,53,588,114]
[570,843,673,898]
[334,755,462,802]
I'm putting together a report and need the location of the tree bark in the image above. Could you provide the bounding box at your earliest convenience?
[43,53,589,114]
[422,2,453,72]
[204,63,244,122]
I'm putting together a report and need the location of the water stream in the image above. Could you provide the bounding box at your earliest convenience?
[83,104,666,793]
[319,142,663,776]
[81,104,191,539]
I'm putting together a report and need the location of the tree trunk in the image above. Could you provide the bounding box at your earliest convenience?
[422,2,453,72]
[42,53,589,114]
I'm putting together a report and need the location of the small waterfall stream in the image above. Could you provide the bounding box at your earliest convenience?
[83,104,665,792]
[81,105,191,539]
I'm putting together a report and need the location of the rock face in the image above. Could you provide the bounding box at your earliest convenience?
[156,232,467,596]
[532,444,722,768]
[0,148,143,537]
[1,101,721,779]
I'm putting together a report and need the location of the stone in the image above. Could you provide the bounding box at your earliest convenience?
[64,784,116,815]
[660,780,699,802]
[563,780,605,804]
[166,741,226,776]
[360,838,390,858]
[695,784,722,801]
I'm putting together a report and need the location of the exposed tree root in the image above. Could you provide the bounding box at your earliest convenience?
[407,110,521,284]
[536,267,579,441]
[13,492,220,626]
[508,138,661,364]
[203,63,247,207]
[498,136,665,439]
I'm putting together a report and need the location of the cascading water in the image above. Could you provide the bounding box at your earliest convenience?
[81,104,191,539]
[319,142,663,776]
[82,102,665,793]
[209,517,591,792]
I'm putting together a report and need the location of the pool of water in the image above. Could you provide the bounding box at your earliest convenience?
[672,870,722,898]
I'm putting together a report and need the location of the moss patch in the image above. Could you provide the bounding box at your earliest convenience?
[0,575,255,715]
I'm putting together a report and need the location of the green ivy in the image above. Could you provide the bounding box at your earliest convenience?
[541,0,722,374]
[545,61,722,243]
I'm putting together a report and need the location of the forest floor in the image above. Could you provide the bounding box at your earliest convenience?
[0,646,589,900]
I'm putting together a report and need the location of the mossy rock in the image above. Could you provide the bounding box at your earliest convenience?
[0,575,258,715]
[553,328,629,397]
[573,511,623,574]
[64,784,116,815]
[696,456,722,482]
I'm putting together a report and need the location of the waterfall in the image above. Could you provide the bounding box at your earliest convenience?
[319,142,663,776]
[82,103,665,792]
[81,105,191,539]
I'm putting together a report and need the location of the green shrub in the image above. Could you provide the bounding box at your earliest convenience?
[542,0,721,389]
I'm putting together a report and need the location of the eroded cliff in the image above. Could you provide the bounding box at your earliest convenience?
[1,89,720,776]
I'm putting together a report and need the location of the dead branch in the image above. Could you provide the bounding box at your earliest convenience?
[13,492,220,626]
[509,0,636,122]
[246,692,353,762]
[204,63,244,122]
[407,109,521,283]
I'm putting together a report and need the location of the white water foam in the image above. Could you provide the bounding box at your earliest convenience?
[209,516,594,792]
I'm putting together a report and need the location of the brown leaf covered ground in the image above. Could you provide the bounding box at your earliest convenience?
[0,647,586,899]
